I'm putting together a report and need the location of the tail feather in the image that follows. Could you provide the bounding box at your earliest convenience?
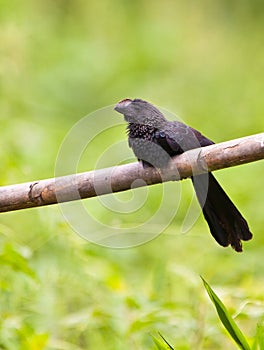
[191,173,252,252]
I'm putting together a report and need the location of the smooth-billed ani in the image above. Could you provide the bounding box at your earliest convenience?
[114,98,252,252]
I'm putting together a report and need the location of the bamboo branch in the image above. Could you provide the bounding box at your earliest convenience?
[0,132,263,213]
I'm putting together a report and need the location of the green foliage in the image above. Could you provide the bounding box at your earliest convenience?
[0,242,36,279]
[1,1,264,349]
[202,277,250,350]
[252,324,264,350]
[152,333,174,350]
[153,280,264,349]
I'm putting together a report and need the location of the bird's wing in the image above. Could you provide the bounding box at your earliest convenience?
[161,121,214,154]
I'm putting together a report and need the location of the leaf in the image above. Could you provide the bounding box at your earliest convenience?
[26,333,49,350]
[151,333,174,350]
[158,333,175,349]
[201,277,250,350]
[252,323,264,350]
[0,243,36,279]
[152,336,169,350]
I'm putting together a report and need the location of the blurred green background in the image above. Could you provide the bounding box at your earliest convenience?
[1,1,264,349]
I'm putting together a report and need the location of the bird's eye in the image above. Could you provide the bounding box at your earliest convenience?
[154,131,166,138]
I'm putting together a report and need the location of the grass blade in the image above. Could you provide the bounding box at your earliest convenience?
[158,333,174,349]
[151,333,174,350]
[252,323,264,350]
[201,276,250,350]
[152,336,171,350]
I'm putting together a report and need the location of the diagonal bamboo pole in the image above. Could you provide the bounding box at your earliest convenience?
[0,132,263,213]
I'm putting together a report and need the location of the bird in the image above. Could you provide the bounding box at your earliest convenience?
[114,98,252,252]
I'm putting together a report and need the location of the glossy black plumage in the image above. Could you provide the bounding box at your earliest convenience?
[114,98,252,252]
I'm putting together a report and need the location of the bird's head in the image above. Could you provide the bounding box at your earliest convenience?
[114,98,166,127]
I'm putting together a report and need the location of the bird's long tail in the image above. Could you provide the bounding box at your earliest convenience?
[191,173,252,252]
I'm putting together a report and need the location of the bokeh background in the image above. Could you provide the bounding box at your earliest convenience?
[1,1,264,349]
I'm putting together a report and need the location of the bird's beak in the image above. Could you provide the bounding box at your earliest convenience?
[114,98,132,113]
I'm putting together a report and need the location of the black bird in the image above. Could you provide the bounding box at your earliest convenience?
[114,98,252,252]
